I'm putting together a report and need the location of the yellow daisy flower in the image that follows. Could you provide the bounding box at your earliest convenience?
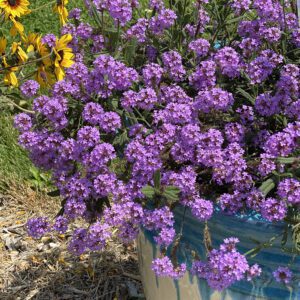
[34,37,54,86]
[4,67,18,86]
[9,16,25,36]
[0,0,30,19]
[53,0,69,25]
[23,32,39,53]
[35,36,52,66]
[11,41,28,63]
[53,34,74,81]
[0,37,18,87]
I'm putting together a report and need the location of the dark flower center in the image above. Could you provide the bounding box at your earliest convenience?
[57,0,62,6]
[58,50,64,61]
[8,0,17,6]
[279,272,287,280]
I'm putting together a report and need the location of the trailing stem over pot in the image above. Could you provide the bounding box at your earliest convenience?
[13,0,300,291]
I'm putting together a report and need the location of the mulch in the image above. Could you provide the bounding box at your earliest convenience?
[0,186,144,300]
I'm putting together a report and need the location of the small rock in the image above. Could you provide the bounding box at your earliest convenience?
[49,242,59,248]
[36,243,49,251]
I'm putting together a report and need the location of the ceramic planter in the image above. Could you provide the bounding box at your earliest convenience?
[137,207,300,300]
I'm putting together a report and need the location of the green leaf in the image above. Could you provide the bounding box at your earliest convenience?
[225,15,245,24]
[113,131,128,146]
[124,38,138,65]
[141,185,156,198]
[236,88,255,105]
[277,157,297,164]
[163,186,181,202]
[89,3,102,28]
[153,170,161,190]
[259,178,276,196]
[29,167,40,180]
[246,245,264,258]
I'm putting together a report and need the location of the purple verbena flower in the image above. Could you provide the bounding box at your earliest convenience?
[261,198,287,222]
[20,80,40,98]
[27,217,50,239]
[273,267,293,284]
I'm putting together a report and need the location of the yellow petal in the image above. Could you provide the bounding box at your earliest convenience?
[0,37,7,53]
[27,44,35,53]
[61,58,74,68]
[57,34,73,48]
[55,66,65,81]
[11,42,18,54]
[4,72,18,87]
[18,46,28,62]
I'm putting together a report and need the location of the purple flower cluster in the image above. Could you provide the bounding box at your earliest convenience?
[14,113,32,132]
[41,34,56,48]
[192,238,260,290]
[189,38,210,57]
[194,88,234,113]
[93,0,132,26]
[142,63,164,87]
[277,179,300,205]
[26,217,50,239]
[149,8,177,35]
[126,18,148,42]
[162,51,186,82]
[20,80,40,98]
[231,0,251,14]
[152,256,186,279]
[91,54,139,98]
[17,0,300,292]
[214,47,241,78]
[122,88,158,111]
[260,198,287,222]
[189,60,216,90]
[144,207,175,246]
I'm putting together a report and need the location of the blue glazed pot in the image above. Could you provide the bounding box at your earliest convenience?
[137,207,300,300]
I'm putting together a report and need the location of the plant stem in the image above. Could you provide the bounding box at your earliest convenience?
[0,50,53,72]
[31,0,56,12]
[1,97,35,114]
[133,108,151,128]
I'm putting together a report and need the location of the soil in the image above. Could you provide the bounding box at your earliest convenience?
[0,186,144,300]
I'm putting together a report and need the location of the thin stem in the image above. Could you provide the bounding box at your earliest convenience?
[1,98,35,114]
[133,108,151,127]
[31,0,56,12]
[0,50,53,72]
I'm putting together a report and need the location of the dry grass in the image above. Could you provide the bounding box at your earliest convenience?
[0,184,143,300]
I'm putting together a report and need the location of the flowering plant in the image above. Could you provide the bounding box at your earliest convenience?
[0,0,73,91]
[16,0,300,290]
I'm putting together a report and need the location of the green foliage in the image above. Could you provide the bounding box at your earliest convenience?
[141,185,156,198]
[22,0,87,36]
[0,111,33,190]
[28,166,52,191]
[259,178,276,196]
[162,186,181,203]
[0,0,87,191]
[142,171,181,206]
